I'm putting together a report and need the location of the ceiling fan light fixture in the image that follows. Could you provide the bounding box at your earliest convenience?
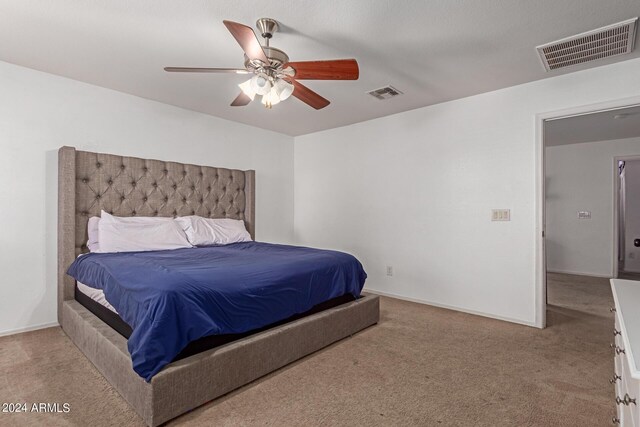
[274,78,294,101]
[165,19,358,110]
[238,79,256,100]
[251,73,272,95]
[261,87,281,108]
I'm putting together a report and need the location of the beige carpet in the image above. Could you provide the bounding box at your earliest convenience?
[0,274,616,426]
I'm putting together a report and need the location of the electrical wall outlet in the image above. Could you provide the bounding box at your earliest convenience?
[491,209,511,221]
[386,266,393,276]
[630,252,636,260]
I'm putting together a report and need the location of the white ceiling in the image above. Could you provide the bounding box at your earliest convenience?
[1,1,639,136]
[545,105,640,146]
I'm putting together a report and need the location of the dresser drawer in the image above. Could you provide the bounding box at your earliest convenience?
[613,306,639,426]
[614,342,637,426]
[617,403,636,426]
[610,280,640,426]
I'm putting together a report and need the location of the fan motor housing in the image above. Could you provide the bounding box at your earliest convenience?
[244,47,289,70]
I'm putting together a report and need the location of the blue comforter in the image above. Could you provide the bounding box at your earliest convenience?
[66,242,366,381]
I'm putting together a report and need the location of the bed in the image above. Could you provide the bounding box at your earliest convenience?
[57,146,379,426]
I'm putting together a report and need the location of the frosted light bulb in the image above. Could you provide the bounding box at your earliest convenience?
[251,73,272,96]
[261,87,281,109]
[238,79,256,100]
[274,79,294,101]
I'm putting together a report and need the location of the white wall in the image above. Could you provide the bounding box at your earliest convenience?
[545,138,640,277]
[624,161,640,273]
[294,57,640,327]
[0,60,294,336]
[4,55,640,335]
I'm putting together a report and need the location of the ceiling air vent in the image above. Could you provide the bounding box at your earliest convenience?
[368,86,403,100]
[536,17,638,72]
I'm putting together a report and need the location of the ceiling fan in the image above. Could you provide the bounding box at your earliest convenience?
[164,18,359,110]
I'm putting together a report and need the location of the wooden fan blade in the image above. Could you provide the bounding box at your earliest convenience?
[164,67,249,74]
[285,59,359,80]
[231,92,252,107]
[223,20,269,64]
[286,78,330,110]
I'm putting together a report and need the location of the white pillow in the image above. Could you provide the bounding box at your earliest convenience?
[97,210,192,253]
[87,216,101,252]
[174,216,252,246]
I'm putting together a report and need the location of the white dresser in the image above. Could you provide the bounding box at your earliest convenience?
[611,279,640,426]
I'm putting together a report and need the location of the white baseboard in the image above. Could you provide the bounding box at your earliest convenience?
[363,288,539,328]
[0,321,59,338]
[546,269,612,278]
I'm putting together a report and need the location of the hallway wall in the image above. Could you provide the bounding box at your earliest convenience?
[545,137,640,277]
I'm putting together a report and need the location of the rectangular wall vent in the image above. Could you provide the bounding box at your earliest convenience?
[536,17,638,71]
[367,86,403,100]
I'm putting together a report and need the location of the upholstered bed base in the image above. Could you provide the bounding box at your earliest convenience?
[58,147,380,425]
[62,295,379,426]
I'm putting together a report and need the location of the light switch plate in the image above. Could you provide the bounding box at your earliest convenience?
[492,209,511,221]
[577,211,591,219]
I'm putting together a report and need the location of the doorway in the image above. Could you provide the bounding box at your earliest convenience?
[535,98,640,328]
[615,156,640,280]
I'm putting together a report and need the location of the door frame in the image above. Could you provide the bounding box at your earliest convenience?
[535,95,640,329]
[613,154,640,278]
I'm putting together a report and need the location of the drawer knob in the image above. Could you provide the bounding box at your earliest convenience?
[610,374,622,384]
[613,416,620,424]
[611,344,626,355]
[616,393,637,406]
[614,329,622,336]
[611,307,617,313]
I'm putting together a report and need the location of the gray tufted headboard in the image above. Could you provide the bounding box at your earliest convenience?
[57,146,255,323]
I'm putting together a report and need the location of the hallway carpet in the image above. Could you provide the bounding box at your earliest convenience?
[0,273,616,426]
